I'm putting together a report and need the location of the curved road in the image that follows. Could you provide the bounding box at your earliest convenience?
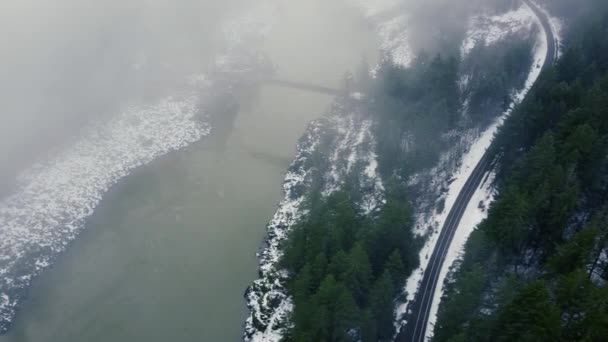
[398,1,556,341]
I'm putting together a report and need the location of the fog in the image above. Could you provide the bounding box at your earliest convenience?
[0,0,595,340]
[0,0,381,339]
[0,0,251,190]
[0,0,526,185]
[0,0,591,197]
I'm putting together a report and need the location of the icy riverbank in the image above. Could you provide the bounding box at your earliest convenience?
[243,1,411,340]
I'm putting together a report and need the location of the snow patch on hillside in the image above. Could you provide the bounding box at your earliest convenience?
[244,120,324,342]
[347,0,413,68]
[461,4,537,58]
[323,112,386,213]
[378,14,414,68]
[245,100,387,341]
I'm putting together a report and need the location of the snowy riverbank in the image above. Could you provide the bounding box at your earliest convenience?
[243,1,412,340]
[244,97,387,341]
[0,2,274,332]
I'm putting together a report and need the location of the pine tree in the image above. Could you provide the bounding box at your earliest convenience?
[385,250,407,290]
[493,281,560,342]
[345,242,373,305]
[370,271,395,341]
[329,250,349,282]
[484,185,529,258]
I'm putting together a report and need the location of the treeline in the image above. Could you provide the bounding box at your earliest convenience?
[434,5,608,342]
[370,33,532,179]
[462,34,534,125]
[281,185,420,341]
[279,52,467,340]
[370,55,460,177]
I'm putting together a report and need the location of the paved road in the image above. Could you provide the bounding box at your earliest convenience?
[397,1,556,341]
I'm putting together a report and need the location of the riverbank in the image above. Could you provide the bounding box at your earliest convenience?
[0,0,379,340]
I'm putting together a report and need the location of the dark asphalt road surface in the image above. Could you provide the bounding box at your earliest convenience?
[397,1,556,340]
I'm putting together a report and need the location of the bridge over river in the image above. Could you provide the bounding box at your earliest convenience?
[211,71,343,96]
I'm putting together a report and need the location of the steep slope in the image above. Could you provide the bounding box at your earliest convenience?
[397,1,558,340]
[433,2,608,341]
[244,0,556,341]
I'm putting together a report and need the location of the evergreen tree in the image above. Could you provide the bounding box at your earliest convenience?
[344,243,373,305]
[385,249,407,290]
[492,281,561,342]
[370,271,395,341]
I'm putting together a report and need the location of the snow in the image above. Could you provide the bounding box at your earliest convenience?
[548,16,563,59]
[394,124,497,329]
[394,0,550,333]
[591,249,608,285]
[424,172,496,339]
[244,120,324,342]
[350,92,365,100]
[347,0,413,68]
[533,1,564,59]
[0,92,209,332]
[0,1,274,332]
[377,14,414,68]
[461,4,538,58]
[322,106,386,213]
[245,102,387,341]
[236,1,382,339]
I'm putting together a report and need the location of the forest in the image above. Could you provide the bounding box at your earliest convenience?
[278,4,536,339]
[434,2,608,341]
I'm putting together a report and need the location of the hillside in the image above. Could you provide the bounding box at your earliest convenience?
[434,1,608,341]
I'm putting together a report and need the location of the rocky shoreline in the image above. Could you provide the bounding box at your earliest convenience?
[244,97,387,341]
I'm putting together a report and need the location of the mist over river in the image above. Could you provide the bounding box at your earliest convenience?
[0,0,378,341]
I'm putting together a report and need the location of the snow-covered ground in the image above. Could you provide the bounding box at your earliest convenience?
[423,172,497,339]
[0,2,274,333]
[323,113,386,214]
[244,0,565,340]
[534,1,564,59]
[243,3,409,340]
[377,14,414,68]
[422,2,563,339]
[244,99,386,341]
[394,0,552,335]
[461,4,539,58]
[244,119,323,342]
[347,0,413,68]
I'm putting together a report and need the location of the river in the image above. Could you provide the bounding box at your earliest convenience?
[0,1,378,341]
